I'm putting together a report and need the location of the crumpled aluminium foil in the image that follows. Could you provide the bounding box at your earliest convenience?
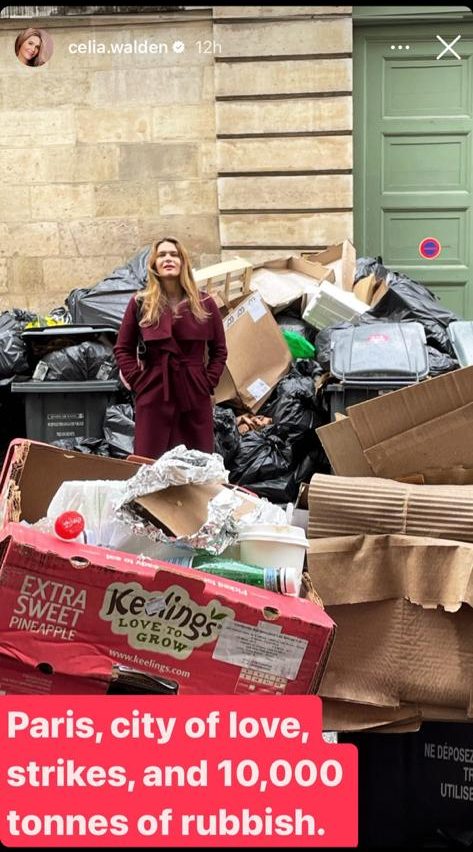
[115,445,243,555]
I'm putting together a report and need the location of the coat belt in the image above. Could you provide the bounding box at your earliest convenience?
[162,353,201,412]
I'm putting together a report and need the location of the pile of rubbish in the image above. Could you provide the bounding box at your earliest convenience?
[0,243,471,846]
[0,439,334,698]
[0,239,469,507]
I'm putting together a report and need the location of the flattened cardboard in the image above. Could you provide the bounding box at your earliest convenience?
[402,467,473,485]
[316,417,372,477]
[323,700,473,733]
[0,521,336,696]
[308,534,473,729]
[214,293,292,412]
[316,366,473,478]
[134,482,224,537]
[308,473,473,542]
[134,483,260,538]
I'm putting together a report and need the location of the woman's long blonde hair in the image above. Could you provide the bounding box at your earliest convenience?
[15,28,45,66]
[136,237,209,326]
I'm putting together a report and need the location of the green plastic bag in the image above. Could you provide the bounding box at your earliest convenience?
[282,329,316,359]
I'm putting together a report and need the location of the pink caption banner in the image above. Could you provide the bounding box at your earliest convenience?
[0,694,357,847]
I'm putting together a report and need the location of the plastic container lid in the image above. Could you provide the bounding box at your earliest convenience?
[238,523,308,548]
[281,566,303,596]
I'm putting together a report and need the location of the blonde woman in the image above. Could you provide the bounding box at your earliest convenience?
[15,28,45,66]
[114,238,227,459]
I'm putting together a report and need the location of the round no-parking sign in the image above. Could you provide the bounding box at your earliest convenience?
[419,237,441,259]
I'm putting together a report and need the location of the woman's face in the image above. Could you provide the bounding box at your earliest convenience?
[155,241,182,279]
[19,35,41,64]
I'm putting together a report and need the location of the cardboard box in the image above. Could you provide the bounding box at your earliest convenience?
[250,256,335,314]
[308,473,473,542]
[316,365,473,479]
[302,240,356,292]
[214,293,292,412]
[353,274,388,306]
[0,521,336,696]
[0,439,141,527]
[307,534,473,730]
[0,439,264,549]
[0,653,109,695]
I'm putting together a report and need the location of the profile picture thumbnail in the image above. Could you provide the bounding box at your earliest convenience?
[15,27,53,67]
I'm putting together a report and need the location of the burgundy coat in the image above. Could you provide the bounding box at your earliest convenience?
[114,294,227,459]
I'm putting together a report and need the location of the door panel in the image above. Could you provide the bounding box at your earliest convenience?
[354,24,473,317]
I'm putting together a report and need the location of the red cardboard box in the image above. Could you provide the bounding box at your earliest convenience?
[0,522,335,696]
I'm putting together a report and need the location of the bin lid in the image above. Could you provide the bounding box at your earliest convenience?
[330,321,429,383]
[21,325,118,368]
[447,321,473,368]
[21,325,117,339]
[11,380,119,394]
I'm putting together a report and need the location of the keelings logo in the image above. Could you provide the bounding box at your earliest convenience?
[99,582,235,660]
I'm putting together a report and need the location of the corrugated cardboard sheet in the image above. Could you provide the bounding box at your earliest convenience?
[214,293,292,412]
[316,365,473,478]
[308,474,473,542]
[308,534,473,731]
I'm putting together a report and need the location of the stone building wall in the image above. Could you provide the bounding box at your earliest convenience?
[0,6,352,312]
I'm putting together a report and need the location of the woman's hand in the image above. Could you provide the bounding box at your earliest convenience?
[119,369,132,391]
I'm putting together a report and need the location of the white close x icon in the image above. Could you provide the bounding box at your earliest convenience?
[436,34,461,60]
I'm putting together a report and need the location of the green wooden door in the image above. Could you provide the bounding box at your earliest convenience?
[354,24,473,317]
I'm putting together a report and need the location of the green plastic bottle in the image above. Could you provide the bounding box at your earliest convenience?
[191,554,301,596]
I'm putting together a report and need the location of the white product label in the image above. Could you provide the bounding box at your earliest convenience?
[213,619,307,680]
[33,361,49,381]
[247,378,270,401]
[246,296,267,323]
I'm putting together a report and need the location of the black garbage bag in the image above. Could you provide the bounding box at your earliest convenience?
[270,376,320,445]
[293,442,331,485]
[213,407,240,467]
[52,437,110,456]
[41,341,118,381]
[275,313,317,345]
[228,426,294,486]
[249,474,299,505]
[0,309,37,379]
[67,246,150,328]
[314,322,353,372]
[427,346,458,376]
[103,403,135,458]
[291,358,324,380]
[366,272,460,354]
[354,256,389,285]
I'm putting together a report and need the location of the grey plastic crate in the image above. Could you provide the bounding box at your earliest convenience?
[11,380,119,444]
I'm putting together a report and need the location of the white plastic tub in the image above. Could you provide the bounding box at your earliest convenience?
[238,523,308,576]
